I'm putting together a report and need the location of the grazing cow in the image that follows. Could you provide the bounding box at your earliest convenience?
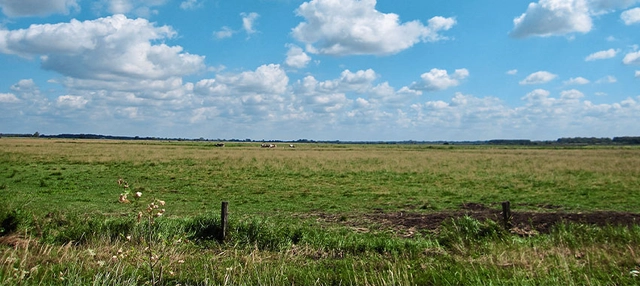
[289,144,295,148]
[214,143,225,147]
[261,143,277,148]
[269,144,277,148]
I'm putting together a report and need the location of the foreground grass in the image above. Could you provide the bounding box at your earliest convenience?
[1,138,640,285]
[2,212,640,285]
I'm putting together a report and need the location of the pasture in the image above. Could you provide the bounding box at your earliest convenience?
[1,138,640,285]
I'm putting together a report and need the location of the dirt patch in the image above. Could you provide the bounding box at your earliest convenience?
[307,203,640,236]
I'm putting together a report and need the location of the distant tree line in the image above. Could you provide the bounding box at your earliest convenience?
[2,133,640,145]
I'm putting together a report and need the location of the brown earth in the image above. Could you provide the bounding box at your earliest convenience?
[307,203,640,237]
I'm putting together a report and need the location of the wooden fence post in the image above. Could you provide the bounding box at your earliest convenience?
[221,201,228,241]
[501,201,511,229]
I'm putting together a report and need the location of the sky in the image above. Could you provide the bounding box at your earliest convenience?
[0,0,639,141]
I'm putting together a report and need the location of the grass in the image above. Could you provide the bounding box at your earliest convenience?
[1,138,640,285]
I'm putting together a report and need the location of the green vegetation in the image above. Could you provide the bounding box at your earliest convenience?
[1,138,640,285]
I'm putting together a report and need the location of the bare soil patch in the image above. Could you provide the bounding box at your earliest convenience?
[308,203,640,237]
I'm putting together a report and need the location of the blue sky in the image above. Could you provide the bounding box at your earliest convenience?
[0,0,639,141]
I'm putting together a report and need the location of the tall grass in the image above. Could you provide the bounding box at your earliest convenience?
[3,211,640,285]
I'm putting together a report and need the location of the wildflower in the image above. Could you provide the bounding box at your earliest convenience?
[126,235,132,241]
[156,212,163,217]
[158,200,166,206]
[119,194,130,204]
[137,211,143,222]
[134,192,142,198]
[117,178,124,185]
[631,270,640,277]
[178,259,185,264]
[117,248,123,254]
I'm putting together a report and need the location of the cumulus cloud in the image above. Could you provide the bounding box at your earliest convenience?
[590,0,640,12]
[241,12,259,35]
[94,0,167,17]
[519,71,558,85]
[216,64,289,95]
[510,0,640,38]
[0,15,205,83]
[0,0,79,17]
[180,0,203,10]
[214,26,235,39]
[507,69,518,75]
[621,7,640,24]
[596,75,617,83]
[285,44,311,69]
[623,51,640,65]
[585,48,619,61]
[296,69,378,96]
[564,77,590,85]
[56,95,88,109]
[522,88,552,102]
[560,89,584,100]
[510,0,592,38]
[409,68,469,91]
[292,0,455,56]
[636,70,640,78]
[0,92,19,103]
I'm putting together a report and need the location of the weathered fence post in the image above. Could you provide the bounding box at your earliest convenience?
[221,201,228,241]
[501,201,511,229]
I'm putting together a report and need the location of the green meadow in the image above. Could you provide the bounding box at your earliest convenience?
[1,138,640,285]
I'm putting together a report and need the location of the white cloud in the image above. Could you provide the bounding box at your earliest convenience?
[564,77,590,85]
[285,44,311,69]
[510,0,640,38]
[0,92,19,103]
[596,75,617,83]
[519,71,558,85]
[409,68,469,91]
[0,0,79,17]
[56,95,88,109]
[507,69,518,75]
[214,26,235,39]
[623,51,640,65]
[292,0,455,56]
[585,48,619,61]
[589,0,640,12]
[216,64,289,95]
[510,0,592,38]
[0,15,205,82]
[522,89,552,102]
[636,70,640,78]
[180,0,203,10]
[241,12,259,35]
[560,89,584,100]
[94,0,167,17]
[621,7,640,24]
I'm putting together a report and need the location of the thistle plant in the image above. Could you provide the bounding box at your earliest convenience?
[117,178,167,286]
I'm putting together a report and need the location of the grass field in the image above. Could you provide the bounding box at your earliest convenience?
[1,138,640,285]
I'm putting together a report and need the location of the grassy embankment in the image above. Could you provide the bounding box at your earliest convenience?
[1,138,640,285]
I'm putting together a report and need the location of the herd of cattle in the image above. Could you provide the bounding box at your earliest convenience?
[212,143,295,148]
